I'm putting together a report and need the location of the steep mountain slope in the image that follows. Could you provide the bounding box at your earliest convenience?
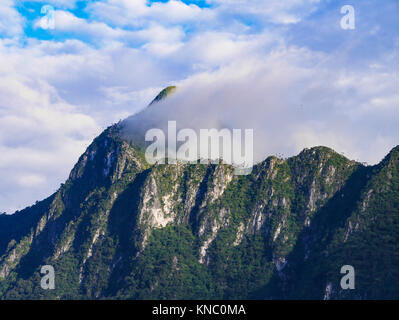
[0,90,398,300]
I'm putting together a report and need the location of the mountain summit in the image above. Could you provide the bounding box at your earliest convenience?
[149,86,177,105]
[0,89,398,299]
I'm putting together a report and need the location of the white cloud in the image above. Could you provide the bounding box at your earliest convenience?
[0,0,24,37]
[16,174,46,187]
[209,0,321,24]
[34,10,186,55]
[0,39,101,212]
[33,10,127,39]
[88,0,208,27]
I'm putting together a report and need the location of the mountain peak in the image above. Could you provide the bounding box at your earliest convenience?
[149,86,177,105]
[386,145,399,159]
[299,146,337,156]
[293,146,350,163]
[377,144,399,168]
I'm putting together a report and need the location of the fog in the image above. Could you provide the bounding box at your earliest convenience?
[122,48,399,166]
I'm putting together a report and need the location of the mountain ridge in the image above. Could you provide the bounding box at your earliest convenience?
[0,89,398,299]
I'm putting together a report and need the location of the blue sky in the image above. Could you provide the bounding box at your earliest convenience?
[0,0,398,213]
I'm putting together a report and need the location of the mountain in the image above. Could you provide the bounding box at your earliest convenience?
[0,89,398,300]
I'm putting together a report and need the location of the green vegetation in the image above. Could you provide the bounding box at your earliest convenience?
[0,125,398,299]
